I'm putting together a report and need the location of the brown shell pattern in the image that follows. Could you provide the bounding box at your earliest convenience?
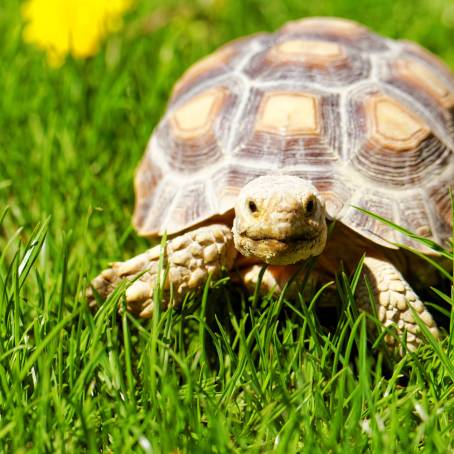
[134,17,454,252]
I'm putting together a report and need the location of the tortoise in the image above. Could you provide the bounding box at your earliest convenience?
[88,17,454,352]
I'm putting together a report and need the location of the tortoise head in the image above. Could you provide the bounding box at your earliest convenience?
[232,175,328,265]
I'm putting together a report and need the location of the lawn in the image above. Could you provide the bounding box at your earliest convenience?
[0,0,453,452]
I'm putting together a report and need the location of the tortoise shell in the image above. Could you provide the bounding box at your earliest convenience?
[133,17,454,252]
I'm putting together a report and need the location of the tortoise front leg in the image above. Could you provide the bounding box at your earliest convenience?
[358,256,439,352]
[87,224,237,317]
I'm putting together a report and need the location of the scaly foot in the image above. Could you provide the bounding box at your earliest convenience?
[358,256,439,353]
[87,224,237,317]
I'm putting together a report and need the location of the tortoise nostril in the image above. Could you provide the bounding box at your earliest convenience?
[248,200,258,214]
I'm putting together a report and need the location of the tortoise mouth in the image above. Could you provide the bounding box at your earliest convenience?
[242,233,322,254]
[234,228,327,265]
[248,231,321,244]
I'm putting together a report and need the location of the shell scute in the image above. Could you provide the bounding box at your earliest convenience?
[399,40,454,83]
[255,91,321,136]
[347,87,452,188]
[232,87,341,169]
[170,87,226,140]
[391,58,454,109]
[244,37,370,86]
[280,17,389,52]
[365,93,430,152]
[269,39,346,66]
[163,181,212,235]
[280,17,367,41]
[380,53,454,146]
[157,79,243,175]
[135,176,179,235]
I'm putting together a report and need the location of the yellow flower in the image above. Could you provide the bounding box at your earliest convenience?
[22,0,133,66]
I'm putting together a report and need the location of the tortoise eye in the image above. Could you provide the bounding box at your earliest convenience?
[248,200,258,214]
[305,198,315,215]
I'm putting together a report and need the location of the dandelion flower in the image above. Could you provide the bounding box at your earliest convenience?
[22,0,133,66]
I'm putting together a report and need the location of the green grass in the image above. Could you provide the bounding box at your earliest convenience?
[1,0,454,451]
